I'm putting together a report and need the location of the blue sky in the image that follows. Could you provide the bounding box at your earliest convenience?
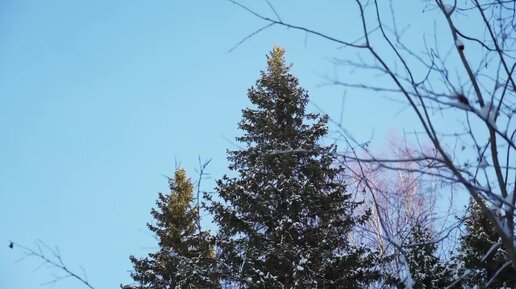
[0,1,470,288]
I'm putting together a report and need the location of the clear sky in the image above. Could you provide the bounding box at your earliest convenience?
[0,1,472,288]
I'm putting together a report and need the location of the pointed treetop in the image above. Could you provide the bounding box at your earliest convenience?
[267,45,288,74]
[174,167,187,181]
[124,167,219,289]
[169,168,193,214]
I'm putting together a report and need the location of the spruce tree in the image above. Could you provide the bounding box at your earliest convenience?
[207,47,378,288]
[123,168,218,289]
[455,198,516,288]
[403,224,452,289]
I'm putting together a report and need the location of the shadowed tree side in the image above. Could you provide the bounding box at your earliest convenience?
[123,168,218,289]
[454,198,516,288]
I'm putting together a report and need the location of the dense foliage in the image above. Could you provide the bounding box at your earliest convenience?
[403,224,452,289]
[123,169,218,289]
[206,47,380,288]
[453,199,516,288]
[123,48,515,289]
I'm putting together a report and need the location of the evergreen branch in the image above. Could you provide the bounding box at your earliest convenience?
[485,261,513,287]
[265,148,316,155]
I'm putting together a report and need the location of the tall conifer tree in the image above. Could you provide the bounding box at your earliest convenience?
[207,47,378,288]
[123,169,218,289]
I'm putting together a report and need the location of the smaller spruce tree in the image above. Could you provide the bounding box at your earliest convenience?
[122,168,218,289]
[455,198,516,288]
[403,223,452,289]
